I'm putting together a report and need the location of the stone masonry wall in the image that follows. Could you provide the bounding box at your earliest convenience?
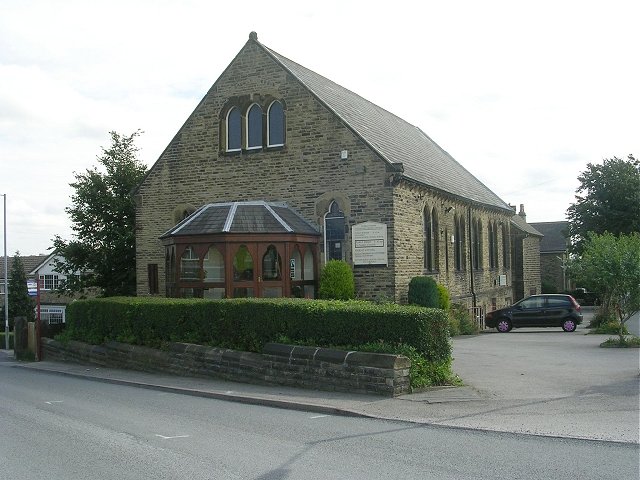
[392,181,513,307]
[135,40,395,300]
[42,338,411,396]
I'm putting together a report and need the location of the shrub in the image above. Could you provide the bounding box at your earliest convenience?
[318,260,355,300]
[449,303,479,336]
[356,341,459,388]
[592,321,629,335]
[436,283,451,310]
[64,297,452,362]
[408,276,439,308]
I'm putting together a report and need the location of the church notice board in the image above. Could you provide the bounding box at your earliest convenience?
[352,221,388,266]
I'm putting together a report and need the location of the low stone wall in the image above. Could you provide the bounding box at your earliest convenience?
[41,338,411,396]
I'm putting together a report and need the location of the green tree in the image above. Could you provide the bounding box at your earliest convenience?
[53,131,148,296]
[8,252,35,325]
[567,155,640,254]
[567,232,640,343]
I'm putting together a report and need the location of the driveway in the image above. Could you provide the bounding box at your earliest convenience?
[445,310,639,442]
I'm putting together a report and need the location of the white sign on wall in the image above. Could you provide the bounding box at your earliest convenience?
[352,221,388,266]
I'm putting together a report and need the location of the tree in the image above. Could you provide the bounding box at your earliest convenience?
[8,252,35,325]
[567,232,640,342]
[566,155,640,254]
[53,131,148,296]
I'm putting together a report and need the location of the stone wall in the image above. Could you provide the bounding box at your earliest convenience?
[41,338,411,396]
[135,40,395,301]
[133,38,517,305]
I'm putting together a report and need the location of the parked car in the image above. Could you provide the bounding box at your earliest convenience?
[485,294,583,333]
[572,288,600,306]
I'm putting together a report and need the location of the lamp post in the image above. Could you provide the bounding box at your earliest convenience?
[2,194,8,350]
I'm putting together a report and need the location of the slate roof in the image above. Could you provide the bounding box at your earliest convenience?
[0,255,49,281]
[259,37,512,212]
[529,221,569,252]
[511,215,544,237]
[161,201,320,238]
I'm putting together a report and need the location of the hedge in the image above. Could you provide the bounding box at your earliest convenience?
[64,297,451,362]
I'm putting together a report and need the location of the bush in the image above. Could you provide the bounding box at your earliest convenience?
[592,321,629,335]
[356,341,459,388]
[318,260,355,300]
[0,332,14,350]
[449,303,479,336]
[64,297,452,363]
[436,283,451,310]
[408,276,439,308]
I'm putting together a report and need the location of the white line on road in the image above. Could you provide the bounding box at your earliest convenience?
[45,401,64,405]
[155,434,190,440]
[310,415,329,419]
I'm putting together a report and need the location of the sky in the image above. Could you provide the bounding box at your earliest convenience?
[1,0,638,256]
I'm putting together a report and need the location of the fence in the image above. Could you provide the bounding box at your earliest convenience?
[470,306,485,330]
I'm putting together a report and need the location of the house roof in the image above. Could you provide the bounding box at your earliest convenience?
[510,215,544,237]
[529,221,569,252]
[258,36,512,212]
[161,201,321,238]
[0,255,49,280]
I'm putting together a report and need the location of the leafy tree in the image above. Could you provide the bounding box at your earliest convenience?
[8,252,35,325]
[567,155,640,253]
[567,232,640,343]
[53,131,148,296]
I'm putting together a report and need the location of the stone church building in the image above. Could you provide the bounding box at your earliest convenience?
[134,32,530,311]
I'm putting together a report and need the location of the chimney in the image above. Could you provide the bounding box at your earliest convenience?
[518,204,526,221]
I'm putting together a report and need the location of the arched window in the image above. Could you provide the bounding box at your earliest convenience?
[291,247,302,281]
[246,104,263,149]
[180,246,200,280]
[444,228,450,272]
[203,246,225,282]
[233,245,254,281]
[262,245,282,280]
[303,248,314,279]
[267,101,284,147]
[226,107,241,152]
[455,215,465,271]
[472,219,483,270]
[502,223,510,268]
[424,207,438,271]
[324,201,345,261]
[488,222,499,269]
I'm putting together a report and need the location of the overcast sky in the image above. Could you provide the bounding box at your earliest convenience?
[1,0,638,256]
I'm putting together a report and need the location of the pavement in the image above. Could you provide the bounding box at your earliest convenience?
[2,310,639,445]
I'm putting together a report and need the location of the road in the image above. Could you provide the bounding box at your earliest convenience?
[1,360,637,480]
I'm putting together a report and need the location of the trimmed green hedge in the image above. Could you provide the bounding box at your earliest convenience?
[64,297,451,362]
[0,332,14,350]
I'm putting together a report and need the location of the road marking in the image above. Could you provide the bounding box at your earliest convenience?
[310,415,329,419]
[155,434,190,440]
[45,401,64,405]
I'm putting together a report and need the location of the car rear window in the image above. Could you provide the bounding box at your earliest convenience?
[547,297,570,307]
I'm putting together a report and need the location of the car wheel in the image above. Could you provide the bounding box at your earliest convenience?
[562,319,577,332]
[496,318,512,333]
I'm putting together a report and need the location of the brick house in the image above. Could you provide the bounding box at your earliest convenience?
[134,32,524,311]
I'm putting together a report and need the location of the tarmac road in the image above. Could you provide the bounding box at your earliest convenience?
[5,306,640,444]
